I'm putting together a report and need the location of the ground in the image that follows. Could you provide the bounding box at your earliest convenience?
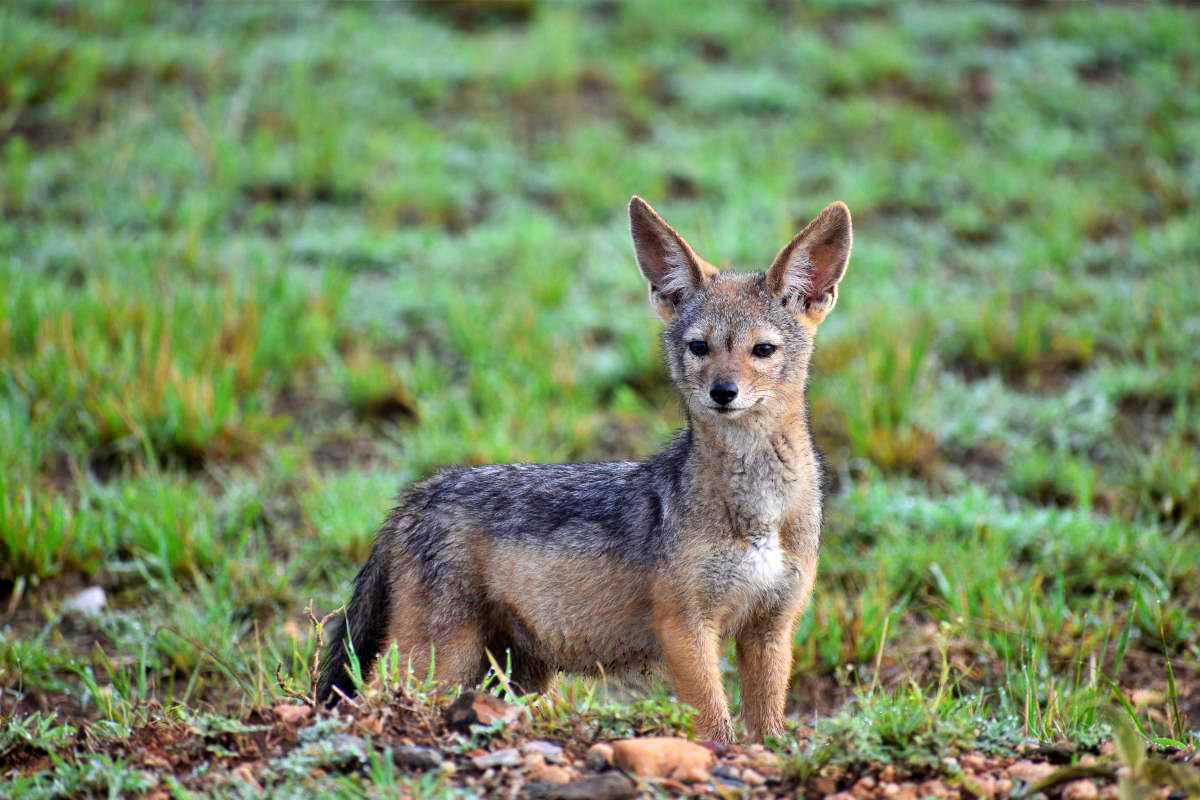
[1,0,1198,797]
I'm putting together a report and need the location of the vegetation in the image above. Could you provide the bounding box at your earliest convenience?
[1,0,1197,795]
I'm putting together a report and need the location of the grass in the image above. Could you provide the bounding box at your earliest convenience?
[2,0,1198,795]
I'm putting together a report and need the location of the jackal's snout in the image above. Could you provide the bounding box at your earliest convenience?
[709,381,738,406]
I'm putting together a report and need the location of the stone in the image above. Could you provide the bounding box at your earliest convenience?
[1008,760,1056,785]
[523,740,565,763]
[528,760,572,785]
[960,753,986,771]
[585,742,614,771]
[522,772,637,800]
[611,737,715,782]
[63,587,106,616]
[473,748,521,769]
[394,745,443,770]
[1062,779,1099,799]
[917,779,953,797]
[811,776,839,795]
[272,703,312,725]
[446,691,526,732]
[969,774,1000,799]
[711,766,746,788]
[742,768,766,786]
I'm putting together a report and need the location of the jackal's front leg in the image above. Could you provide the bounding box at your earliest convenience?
[735,611,797,742]
[657,613,735,744]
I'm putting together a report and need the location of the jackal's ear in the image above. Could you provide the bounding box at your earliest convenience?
[629,196,717,322]
[767,201,852,327]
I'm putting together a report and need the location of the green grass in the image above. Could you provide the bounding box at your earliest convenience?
[2,0,1199,794]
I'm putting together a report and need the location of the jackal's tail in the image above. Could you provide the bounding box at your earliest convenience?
[315,541,390,706]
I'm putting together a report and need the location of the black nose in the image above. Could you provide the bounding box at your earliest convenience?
[710,382,738,406]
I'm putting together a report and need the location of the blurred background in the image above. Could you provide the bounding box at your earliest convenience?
[1,0,1198,748]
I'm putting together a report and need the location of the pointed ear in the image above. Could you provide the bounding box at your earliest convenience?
[766,201,852,327]
[628,196,717,322]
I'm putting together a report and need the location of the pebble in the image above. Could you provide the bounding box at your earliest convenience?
[586,742,614,770]
[523,740,565,763]
[1062,779,1099,799]
[960,753,986,771]
[472,747,521,769]
[394,745,443,770]
[523,772,636,800]
[528,760,572,785]
[63,586,106,616]
[272,703,312,725]
[446,692,526,732]
[742,767,767,786]
[1008,760,1056,784]
[611,737,714,782]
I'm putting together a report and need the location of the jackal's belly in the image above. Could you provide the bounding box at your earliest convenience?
[481,546,661,674]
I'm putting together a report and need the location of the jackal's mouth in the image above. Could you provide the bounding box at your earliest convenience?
[704,397,763,417]
[706,404,750,416]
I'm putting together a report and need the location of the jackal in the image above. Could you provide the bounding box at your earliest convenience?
[316,197,852,743]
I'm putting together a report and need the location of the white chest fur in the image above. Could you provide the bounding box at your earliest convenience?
[739,533,787,591]
[710,531,791,633]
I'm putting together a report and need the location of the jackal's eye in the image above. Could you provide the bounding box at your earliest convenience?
[687,340,709,357]
[752,343,777,358]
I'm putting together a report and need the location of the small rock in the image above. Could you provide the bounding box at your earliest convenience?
[63,587,106,616]
[523,740,565,763]
[1129,689,1163,707]
[1008,760,1056,784]
[742,767,767,786]
[230,764,261,792]
[611,737,715,782]
[851,775,876,797]
[528,761,572,785]
[1099,741,1116,757]
[523,772,637,800]
[473,748,521,769]
[880,765,897,782]
[711,766,746,788]
[446,691,526,732]
[828,793,857,800]
[585,742,614,771]
[917,779,952,798]
[294,734,368,769]
[970,775,999,799]
[1062,779,1099,799]
[961,753,986,771]
[394,745,443,770]
[273,703,312,725]
[812,777,839,795]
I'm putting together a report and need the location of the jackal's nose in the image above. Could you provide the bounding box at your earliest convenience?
[710,382,739,406]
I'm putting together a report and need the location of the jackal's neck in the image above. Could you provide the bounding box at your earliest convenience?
[683,405,815,494]
[687,406,810,458]
[676,407,820,548]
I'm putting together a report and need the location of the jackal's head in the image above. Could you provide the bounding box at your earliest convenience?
[629,196,851,423]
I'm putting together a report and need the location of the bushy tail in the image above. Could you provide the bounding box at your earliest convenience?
[315,542,391,706]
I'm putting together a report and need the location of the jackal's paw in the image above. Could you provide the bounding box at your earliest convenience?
[696,716,737,747]
[745,719,786,743]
